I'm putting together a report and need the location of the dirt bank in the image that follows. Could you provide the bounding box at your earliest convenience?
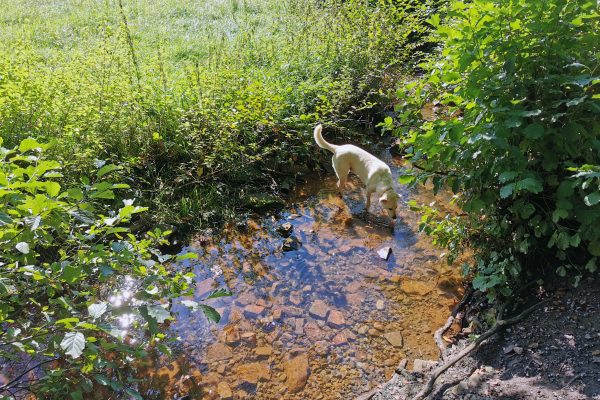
[368,277,600,400]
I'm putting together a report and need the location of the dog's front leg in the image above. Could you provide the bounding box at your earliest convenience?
[365,189,374,211]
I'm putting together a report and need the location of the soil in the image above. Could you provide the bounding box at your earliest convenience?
[369,277,600,400]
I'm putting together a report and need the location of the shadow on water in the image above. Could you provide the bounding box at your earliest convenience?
[138,154,466,400]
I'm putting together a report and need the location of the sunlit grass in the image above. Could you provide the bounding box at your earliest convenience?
[0,0,427,227]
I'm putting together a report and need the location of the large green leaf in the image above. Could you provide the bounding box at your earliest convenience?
[60,332,86,359]
[88,303,108,320]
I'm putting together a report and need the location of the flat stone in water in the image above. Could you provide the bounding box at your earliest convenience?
[327,310,346,328]
[206,343,233,361]
[233,362,271,385]
[309,300,330,319]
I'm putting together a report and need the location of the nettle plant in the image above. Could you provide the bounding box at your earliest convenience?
[0,138,223,398]
[385,0,600,300]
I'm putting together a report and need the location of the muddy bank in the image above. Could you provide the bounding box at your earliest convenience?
[135,153,466,399]
[370,277,600,400]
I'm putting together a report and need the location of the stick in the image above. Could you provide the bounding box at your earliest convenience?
[434,287,473,358]
[412,299,549,400]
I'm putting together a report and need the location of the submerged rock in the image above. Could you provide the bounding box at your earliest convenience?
[285,353,310,393]
[327,310,346,328]
[276,222,294,237]
[234,362,271,385]
[308,300,330,320]
[206,343,233,361]
[282,236,301,251]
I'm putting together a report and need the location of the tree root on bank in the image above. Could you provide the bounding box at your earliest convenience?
[412,299,550,400]
[434,287,473,359]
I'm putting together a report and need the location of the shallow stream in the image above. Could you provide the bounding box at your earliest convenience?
[138,154,464,399]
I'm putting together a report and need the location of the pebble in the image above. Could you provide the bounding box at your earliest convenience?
[376,300,385,310]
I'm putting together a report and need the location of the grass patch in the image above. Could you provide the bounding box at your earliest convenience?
[0,0,430,230]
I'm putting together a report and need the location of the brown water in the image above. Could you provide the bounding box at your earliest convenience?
[138,155,464,399]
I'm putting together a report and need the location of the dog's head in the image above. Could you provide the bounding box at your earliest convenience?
[380,190,399,220]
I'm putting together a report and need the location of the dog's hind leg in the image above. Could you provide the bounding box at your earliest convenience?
[332,156,349,195]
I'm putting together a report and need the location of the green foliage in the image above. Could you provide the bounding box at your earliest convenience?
[390,0,600,300]
[0,138,221,397]
[0,0,431,229]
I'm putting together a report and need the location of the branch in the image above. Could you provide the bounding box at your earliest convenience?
[411,162,453,176]
[0,358,59,393]
[434,287,473,359]
[412,299,549,400]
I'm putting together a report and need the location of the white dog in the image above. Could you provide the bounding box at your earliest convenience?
[313,124,399,219]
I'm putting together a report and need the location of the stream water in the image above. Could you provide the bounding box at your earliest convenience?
[137,154,464,399]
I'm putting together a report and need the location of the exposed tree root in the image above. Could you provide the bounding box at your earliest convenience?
[434,287,473,359]
[413,299,549,400]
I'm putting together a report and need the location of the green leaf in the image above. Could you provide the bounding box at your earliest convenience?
[516,178,543,194]
[70,390,83,400]
[500,183,515,199]
[523,124,544,139]
[552,208,568,223]
[199,304,221,323]
[585,258,597,273]
[499,171,517,183]
[125,388,143,400]
[96,164,121,178]
[45,182,61,197]
[62,264,82,284]
[19,138,42,153]
[88,303,108,320]
[67,188,84,201]
[556,266,567,277]
[15,242,30,254]
[147,305,171,323]
[176,252,198,261]
[206,288,233,299]
[584,192,600,206]
[94,374,110,386]
[398,175,416,185]
[60,332,86,358]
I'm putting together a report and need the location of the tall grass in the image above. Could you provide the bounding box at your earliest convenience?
[0,0,429,228]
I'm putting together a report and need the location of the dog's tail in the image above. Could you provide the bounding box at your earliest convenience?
[313,124,337,153]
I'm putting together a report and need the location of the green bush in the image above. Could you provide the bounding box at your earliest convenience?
[0,138,222,398]
[386,0,600,299]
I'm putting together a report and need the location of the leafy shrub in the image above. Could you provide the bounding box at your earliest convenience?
[387,0,600,299]
[0,138,221,398]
